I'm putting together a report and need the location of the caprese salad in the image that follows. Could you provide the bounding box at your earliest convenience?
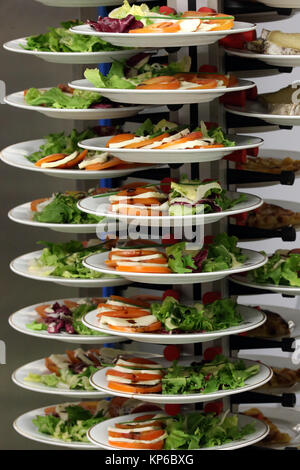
[104,119,235,151]
[101,175,245,217]
[104,354,260,396]
[26,128,147,172]
[104,233,246,274]
[96,293,243,334]
[106,410,256,450]
[84,53,238,91]
[86,1,235,35]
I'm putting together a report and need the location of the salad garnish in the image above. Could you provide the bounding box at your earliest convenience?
[29,239,117,279]
[23,20,126,53]
[23,84,119,110]
[31,190,105,224]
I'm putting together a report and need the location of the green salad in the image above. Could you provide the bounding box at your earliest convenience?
[24,20,125,53]
[33,402,108,442]
[24,87,102,109]
[162,355,259,395]
[151,297,242,332]
[166,233,246,274]
[29,239,116,279]
[250,249,300,287]
[26,365,98,391]
[32,191,104,225]
[164,412,255,449]
[84,54,192,90]
[27,128,97,164]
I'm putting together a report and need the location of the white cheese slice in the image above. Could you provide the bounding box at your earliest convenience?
[142,129,190,149]
[111,254,165,262]
[78,152,108,169]
[112,365,162,374]
[108,432,167,444]
[109,191,165,202]
[40,151,78,168]
[116,261,168,267]
[100,315,156,328]
[178,19,201,33]
[108,425,159,434]
[48,354,69,370]
[107,375,161,385]
[117,359,161,370]
[109,137,148,149]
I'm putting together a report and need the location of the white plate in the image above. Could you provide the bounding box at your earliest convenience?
[236,148,300,188]
[70,78,255,105]
[13,404,97,449]
[3,38,150,65]
[8,201,106,234]
[230,273,300,296]
[8,297,125,344]
[78,135,264,164]
[35,0,154,7]
[225,101,300,127]
[4,90,145,120]
[82,305,266,344]
[82,249,268,285]
[77,191,263,226]
[70,22,257,48]
[87,411,269,450]
[226,47,300,68]
[238,405,300,450]
[0,139,160,180]
[90,358,272,404]
[10,250,130,288]
[12,359,109,398]
[259,0,300,8]
[238,349,300,397]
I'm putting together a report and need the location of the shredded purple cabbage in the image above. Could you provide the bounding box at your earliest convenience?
[191,248,209,273]
[87,15,143,34]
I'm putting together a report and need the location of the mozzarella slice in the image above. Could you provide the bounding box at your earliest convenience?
[100,315,157,328]
[178,19,201,32]
[107,375,161,385]
[117,359,161,370]
[109,137,149,149]
[108,425,160,434]
[112,365,162,375]
[143,129,190,149]
[108,432,167,444]
[116,261,169,267]
[78,152,109,169]
[111,254,165,262]
[110,191,165,203]
[40,151,78,168]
